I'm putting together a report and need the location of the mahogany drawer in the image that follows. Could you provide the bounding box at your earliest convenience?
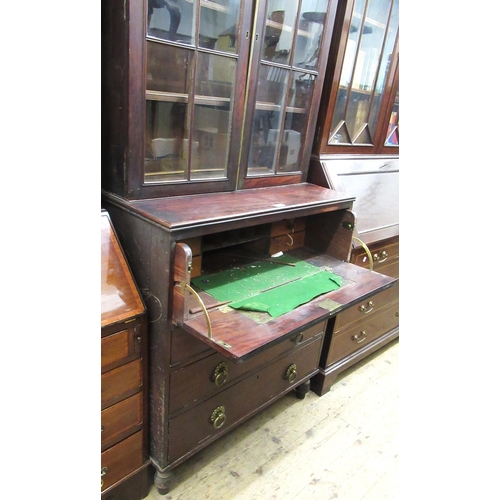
[168,337,322,462]
[325,302,399,366]
[352,237,399,278]
[170,326,212,367]
[101,392,143,448]
[101,430,144,492]
[101,320,144,373]
[169,322,325,414]
[102,359,142,408]
[334,284,398,332]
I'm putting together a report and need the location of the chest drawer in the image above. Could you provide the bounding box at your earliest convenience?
[101,392,143,449]
[101,430,144,493]
[168,336,322,462]
[334,284,398,331]
[326,302,399,366]
[169,322,325,414]
[101,320,145,373]
[352,237,399,278]
[102,359,142,408]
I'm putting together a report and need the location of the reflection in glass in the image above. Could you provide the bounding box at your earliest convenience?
[248,61,289,175]
[147,0,194,44]
[294,0,328,70]
[200,0,241,52]
[385,90,399,146]
[145,100,189,182]
[328,0,398,146]
[146,41,192,93]
[192,53,236,179]
[261,1,299,64]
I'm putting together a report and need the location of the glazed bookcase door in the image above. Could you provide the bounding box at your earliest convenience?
[239,0,337,189]
[314,0,399,155]
[144,0,251,194]
[102,0,340,199]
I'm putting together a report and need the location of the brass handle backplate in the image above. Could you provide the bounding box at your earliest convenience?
[373,250,388,263]
[285,364,297,383]
[358,300,374,314]
[211,406,226,429]
[352,331,367,343]
[101,466,108,488]
[213,362,229,387]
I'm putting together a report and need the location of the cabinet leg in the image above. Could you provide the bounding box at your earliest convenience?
[295,379,310,399]
[154,468,173,496]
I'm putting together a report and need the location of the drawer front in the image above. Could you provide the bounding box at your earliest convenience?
[352,237,399,276]
[102,329,130,369]
[101,392,143,448]
[168,337,322,463]
[334,284,398,331]
[102,359,142,407]
[326,302,399,366]
[170,326,212,367]
[101,430,144,492]
[169,322,325,414]
[102,320,144,373]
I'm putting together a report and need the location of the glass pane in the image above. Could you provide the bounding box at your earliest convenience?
[147,0,195,45]
[289,71,315,109]
[200,0,241,52]
[294,0,329,70]
[192,53,236,179]
[247,62,290,175]
[384,89,399,146]
[328,0,398,146]
[275,72,316,172]
[261,1,299,64]
[146,41,193,93]
[145,100,189,182]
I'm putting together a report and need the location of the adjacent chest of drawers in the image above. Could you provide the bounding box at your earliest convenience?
[101,211,150,500]
[312,236,399,396]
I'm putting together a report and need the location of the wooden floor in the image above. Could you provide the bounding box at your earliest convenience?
[143,339,399,500]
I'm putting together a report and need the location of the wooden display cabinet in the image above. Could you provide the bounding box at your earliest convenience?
[102,183,397,495]
[312,0,399,156]
[102,0,341,199]
[101,210,150,500]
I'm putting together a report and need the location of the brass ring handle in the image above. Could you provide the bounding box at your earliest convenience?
[352,236,373,271]
[210,406,226,429]
[183,283,213,339]
[292,333,304,345]
[352,331,367,343]
[213,362,229,387]
[285,364,297,383]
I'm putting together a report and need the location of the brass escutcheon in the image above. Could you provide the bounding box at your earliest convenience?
[210,406,226,429]
[285,364,297,383]
[213,362,229,387]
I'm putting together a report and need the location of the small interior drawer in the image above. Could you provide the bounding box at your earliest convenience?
[169,322,325,414]
[325,302,399,366]
[101,392,142,448]
[334,284,398,332]
[101,430,144,492]
[101,359,142,408]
